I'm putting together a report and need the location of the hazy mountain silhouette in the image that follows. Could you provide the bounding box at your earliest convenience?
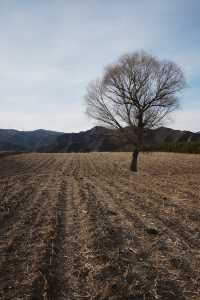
[0,129,63,151]
[40,126,200,153]
[0,126,199,153]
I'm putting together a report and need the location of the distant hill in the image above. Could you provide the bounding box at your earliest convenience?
[0,129,63,152]
[40,126,126,152]
[41,126,200,153]
[0,126,199,153]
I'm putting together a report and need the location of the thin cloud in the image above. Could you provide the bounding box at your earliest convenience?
[0,0,199,132]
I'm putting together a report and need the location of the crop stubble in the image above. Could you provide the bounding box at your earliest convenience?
[0,152,199,300]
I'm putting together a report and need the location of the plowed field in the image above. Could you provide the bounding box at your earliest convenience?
[0,152,199,300]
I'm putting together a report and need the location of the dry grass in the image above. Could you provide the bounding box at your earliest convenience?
[0,152,199,299]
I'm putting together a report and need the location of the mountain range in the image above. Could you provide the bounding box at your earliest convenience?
[0,129,63,152]
[0,126,199,153]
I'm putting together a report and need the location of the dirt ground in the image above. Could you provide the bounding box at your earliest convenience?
[0,152,199,300]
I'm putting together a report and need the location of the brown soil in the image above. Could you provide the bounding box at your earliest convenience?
[0,152,199,300]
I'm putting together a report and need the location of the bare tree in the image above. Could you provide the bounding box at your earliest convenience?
[85,51,186,172]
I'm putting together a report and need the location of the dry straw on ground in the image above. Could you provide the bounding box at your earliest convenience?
[0,152,199,299]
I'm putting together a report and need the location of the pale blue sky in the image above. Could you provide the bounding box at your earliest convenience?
[0,0,199,132]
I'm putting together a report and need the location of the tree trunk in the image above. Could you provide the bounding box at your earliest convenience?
[130,148,139,172]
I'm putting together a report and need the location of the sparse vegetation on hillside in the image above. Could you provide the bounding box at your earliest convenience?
[149,141,200,154]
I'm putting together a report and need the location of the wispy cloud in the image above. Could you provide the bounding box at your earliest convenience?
[0,0,199,132]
